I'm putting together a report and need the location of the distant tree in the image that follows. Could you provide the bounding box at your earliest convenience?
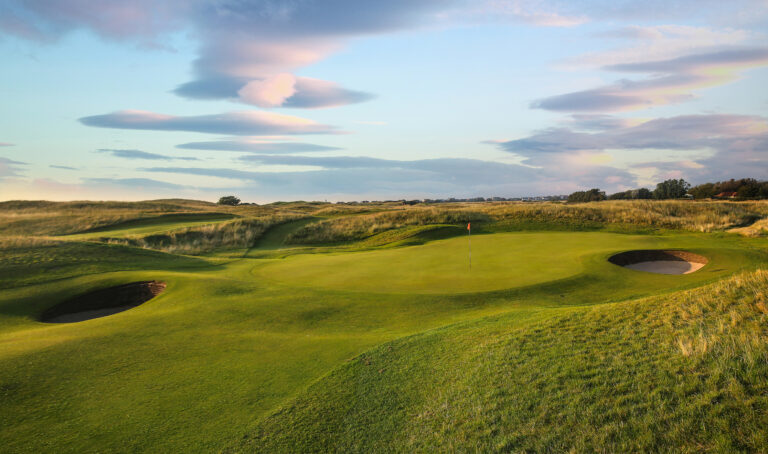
[568,188,606,203]
[688,182,715,199]
[737,180,761,199]
[680,178,768,200]
[608,190,628,200]
[653,179,690,199]
[636,188,653,199]
[217,195,241,206]
[608,187,653,200]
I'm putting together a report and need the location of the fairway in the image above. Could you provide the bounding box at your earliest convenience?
[258,231,720,293]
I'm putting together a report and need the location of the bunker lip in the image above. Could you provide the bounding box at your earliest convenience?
[40,281,166,323]
[609,250,708,275]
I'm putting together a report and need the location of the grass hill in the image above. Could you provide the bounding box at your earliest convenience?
[0,199,766,452]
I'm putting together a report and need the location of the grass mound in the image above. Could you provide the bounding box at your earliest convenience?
[234,269,768,453]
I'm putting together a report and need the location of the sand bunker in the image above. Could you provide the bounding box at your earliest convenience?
[608,250,708,275]
[40,281,166,323]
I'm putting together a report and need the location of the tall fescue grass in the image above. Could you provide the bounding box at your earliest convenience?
[668,269,768,363]
[482,200,768,232]
[287,200,768,244]
[104,214,305,255]
[729,218,768,237]
[286,207,490,244]
[0,199,318,235]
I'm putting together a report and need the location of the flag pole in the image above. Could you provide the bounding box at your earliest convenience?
[468,222,472,271]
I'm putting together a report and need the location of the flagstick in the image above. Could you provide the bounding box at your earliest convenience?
[468,224,472,271]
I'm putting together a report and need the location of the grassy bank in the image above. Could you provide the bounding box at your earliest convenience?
[238,269,768,452]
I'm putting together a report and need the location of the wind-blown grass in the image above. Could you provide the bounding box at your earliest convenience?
[286,208,489,244]
[286,200,768,244]
[0,199,319,236]
[102,215,306,255]
[0,238,205,289]
[482,200,768,232]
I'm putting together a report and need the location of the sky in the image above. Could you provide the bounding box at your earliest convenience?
[0,0,767,202]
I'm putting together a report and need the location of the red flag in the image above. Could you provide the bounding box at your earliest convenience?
[467,222,471,230]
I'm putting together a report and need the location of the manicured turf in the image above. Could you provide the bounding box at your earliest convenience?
[0,216,766,452]
[256,231,751,293]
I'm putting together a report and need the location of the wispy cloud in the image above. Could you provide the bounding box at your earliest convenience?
[49,164,78,170]
[533,47,768,112]
[460,0,588,27]
[80,110,340,136]
[83,177,189,190]
[0,142,14,147]
[489,113,768,183]
[176,140,341,153]
[144,154,635,197]
[0,157,26,178]
[582,25,757,66]
[96,148,199,161]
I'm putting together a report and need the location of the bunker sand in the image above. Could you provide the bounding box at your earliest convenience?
[609,250,708,275]
[625,261,705,274]
[40,281,166,323]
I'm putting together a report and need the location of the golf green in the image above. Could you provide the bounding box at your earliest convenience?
[255,232,727,294]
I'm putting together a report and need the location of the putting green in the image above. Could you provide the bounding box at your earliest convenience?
[255,232,717,294]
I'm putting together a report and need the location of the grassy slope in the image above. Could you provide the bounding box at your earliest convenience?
[1,201,767,452]
[237,269,768,452]
[0,239,208,290]
[63,213,238,239]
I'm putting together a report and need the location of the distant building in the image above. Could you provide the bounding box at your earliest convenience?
[715,191,738,199]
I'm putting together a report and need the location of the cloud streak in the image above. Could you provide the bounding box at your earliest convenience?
[96,148,199,161]
[176,140,341,153]
[83,177,189,190]
[144,153,635,197]
[533,47,768,112]
[79,110,339,136]
[0,157,26,178]
[490,113,768,183]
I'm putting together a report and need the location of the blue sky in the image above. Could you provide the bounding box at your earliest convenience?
[1,0,766,202]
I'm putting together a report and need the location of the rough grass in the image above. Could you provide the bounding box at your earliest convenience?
[729,217,768,237]
[0,199,319,236]
[286,207,490,244]
[100,214,306,255]
[0,239,206,289]
[234,269,768,453]
[285,200,768,244]
[482,200,768,233]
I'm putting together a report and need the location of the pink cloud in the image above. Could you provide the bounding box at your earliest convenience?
[79,110,341,136]
[238,73,298,108]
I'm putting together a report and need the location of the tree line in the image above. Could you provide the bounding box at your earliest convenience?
[568,178,768,203]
